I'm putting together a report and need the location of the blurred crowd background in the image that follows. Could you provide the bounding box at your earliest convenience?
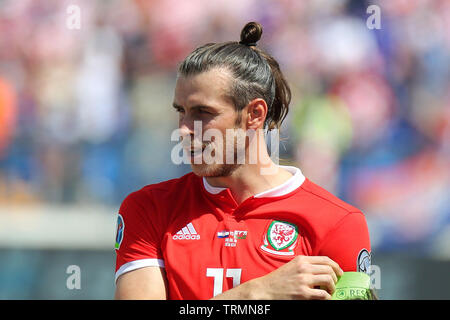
[0,0,449,299]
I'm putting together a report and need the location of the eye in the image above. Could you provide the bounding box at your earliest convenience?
[174,106,185,113]
[197,107,215,115]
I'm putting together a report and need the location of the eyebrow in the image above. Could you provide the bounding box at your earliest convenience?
[172,103,215,111]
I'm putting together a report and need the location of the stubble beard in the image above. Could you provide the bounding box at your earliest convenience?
[191,162,241,178]
[190,138,243,177]
[191,112,244,178]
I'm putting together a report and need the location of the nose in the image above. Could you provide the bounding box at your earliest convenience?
[179,117,205,150]
[179,123,193,139]
[179,115,204,138]
[179,115,194,138]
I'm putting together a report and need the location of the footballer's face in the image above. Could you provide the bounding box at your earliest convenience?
[173,68,245,177]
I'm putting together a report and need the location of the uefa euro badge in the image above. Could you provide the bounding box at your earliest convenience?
[357,249,371,275]
[331,272,372,300]
[260,221,298,256]
[115,214,124,250]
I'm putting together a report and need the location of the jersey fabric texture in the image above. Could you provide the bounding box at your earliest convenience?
[114,166,371,300]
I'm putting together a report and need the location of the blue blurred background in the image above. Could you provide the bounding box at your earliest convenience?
[0,0,449,299]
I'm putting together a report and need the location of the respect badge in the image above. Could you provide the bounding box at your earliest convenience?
[331,272,372,300]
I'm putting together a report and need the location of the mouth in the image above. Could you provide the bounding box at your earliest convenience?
[190,148,203,157]
[187,144,207,158]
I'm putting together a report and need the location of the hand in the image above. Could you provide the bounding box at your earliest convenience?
[252,255,344,300]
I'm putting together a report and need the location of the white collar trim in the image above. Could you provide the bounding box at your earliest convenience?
[202,166,305,198]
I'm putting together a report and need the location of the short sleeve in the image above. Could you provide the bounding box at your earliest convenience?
[114,190,165,283]
[316,211,372,274]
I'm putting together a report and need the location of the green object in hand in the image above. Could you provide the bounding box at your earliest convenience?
[331,272,372,300]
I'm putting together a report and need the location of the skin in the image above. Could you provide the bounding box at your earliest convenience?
[115,67,343,300]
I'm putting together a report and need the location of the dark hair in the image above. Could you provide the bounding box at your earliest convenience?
[178,22,291,131]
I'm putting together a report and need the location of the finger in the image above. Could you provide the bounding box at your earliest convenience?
[302,256,343,277]
[303,287,332,300]
[310,274,336,294]
[308,264,338,284]
[296,263,338,284]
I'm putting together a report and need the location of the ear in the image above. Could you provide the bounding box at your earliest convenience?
[245,98,268,130]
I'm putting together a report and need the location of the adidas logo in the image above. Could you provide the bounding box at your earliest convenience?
[172,222,201,240]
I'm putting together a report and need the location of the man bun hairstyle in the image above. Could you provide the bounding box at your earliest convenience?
[239,21,262,47]
[178,21,291,131]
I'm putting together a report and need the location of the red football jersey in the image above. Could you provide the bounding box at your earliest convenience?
[114,166,371,300]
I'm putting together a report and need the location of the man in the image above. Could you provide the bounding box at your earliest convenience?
[114,22,371,300]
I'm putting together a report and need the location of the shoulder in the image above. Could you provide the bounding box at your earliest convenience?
[299,178,362,216]
[118,172,201,236]
[298,180,371,264]
[121,172,199,209]
[294,178,367,236]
